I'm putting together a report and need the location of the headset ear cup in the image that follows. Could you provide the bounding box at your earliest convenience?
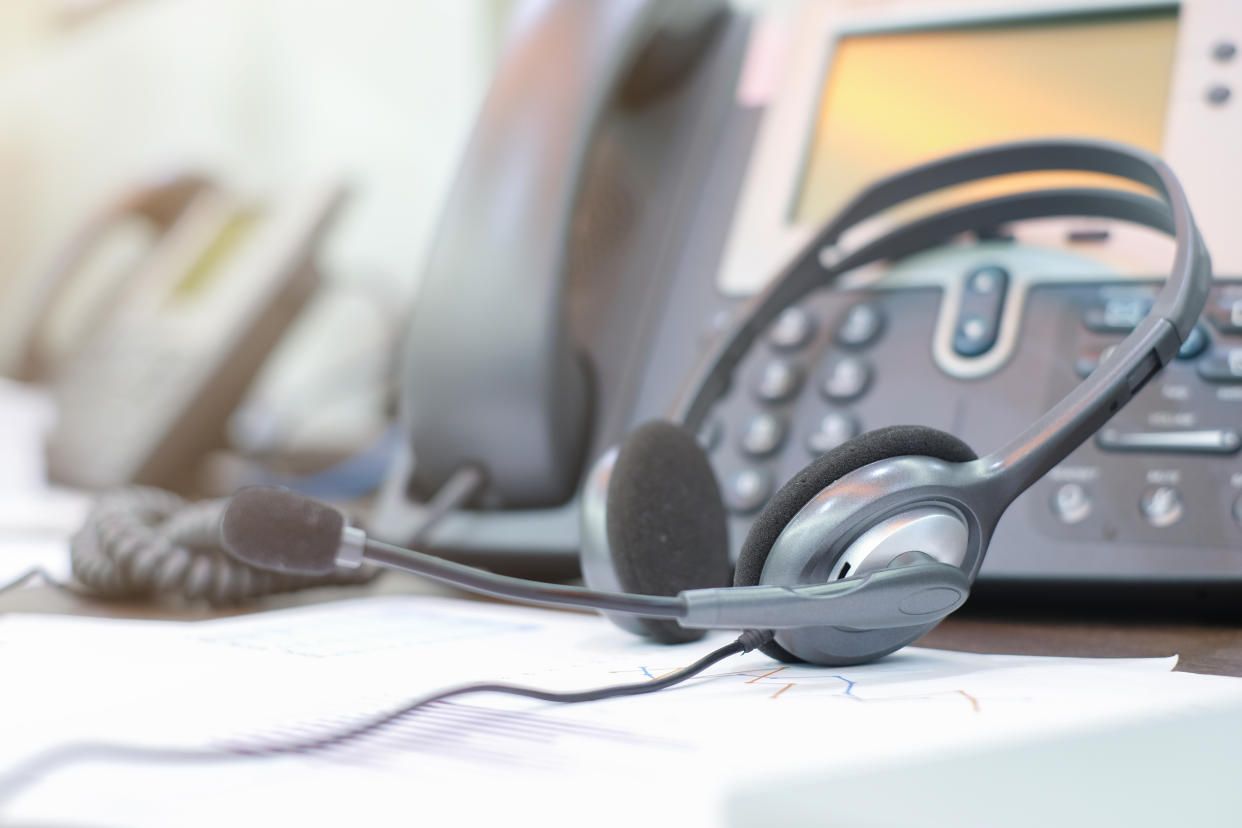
[734,425,977,662]
[603,421,731,644]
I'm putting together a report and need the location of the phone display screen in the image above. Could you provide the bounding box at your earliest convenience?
[792,8,1179,226]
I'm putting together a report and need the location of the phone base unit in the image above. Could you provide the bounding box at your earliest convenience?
[374,0,1242,591]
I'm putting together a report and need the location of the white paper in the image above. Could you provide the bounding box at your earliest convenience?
[2,596,1241,828]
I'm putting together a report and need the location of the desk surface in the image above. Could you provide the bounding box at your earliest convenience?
[4,574,1241,677]
[920,615,1242,676]
[921,582,1242,676]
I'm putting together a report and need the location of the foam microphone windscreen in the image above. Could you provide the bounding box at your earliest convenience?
[220,486,345,576]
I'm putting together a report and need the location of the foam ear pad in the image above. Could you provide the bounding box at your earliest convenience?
[605,421,732,644]
[734,424,977,661]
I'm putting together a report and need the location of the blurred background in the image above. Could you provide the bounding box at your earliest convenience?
[0,0,787,498]
[0,0,522,494]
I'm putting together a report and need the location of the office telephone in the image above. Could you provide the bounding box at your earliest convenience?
[374,0,1242,589]
[10,173,345,493]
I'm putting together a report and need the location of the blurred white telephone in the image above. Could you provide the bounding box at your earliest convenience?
[10,172,345,492]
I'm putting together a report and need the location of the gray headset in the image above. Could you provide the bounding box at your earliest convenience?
[577,138,1211,665]
[220,138,1210,669]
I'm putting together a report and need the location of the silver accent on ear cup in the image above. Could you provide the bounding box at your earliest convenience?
[825,506,968,582]
[578,447,647,636]
[756,454,989,665]
[336,525,367,569]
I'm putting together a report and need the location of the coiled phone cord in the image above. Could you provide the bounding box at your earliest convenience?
[0,465,488,605]
[62,487,379,604]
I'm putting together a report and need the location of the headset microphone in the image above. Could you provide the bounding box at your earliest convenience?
[220,485,971,633]
[220,484,347,576]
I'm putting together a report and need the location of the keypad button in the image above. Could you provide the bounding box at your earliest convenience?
[1206,84,1231,106]
[1083,296,1151,333]
[1213,41,1237,62]
[967,266,1005,294]
[768,307,816,351]
[954,315,992,356]
[1197,348,1242,383]
[820,356,872,402]
[739,412,787,457]
[806,412,860,455]
[725,468,773,514]
[1176,324,1209,360]
[835,303,884,349]
[1051,483,1092,524]
[1067,228,1110,243]
[753,359,804,403]
[1075,344,1118,378]
[1140,486,1184,527]
[1097,428,1241,455]
[952,266,1009,357]
[1205,296,1242,334]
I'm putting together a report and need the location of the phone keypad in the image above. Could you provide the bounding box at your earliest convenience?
[695,277,1242,581]
[703,292,903,524]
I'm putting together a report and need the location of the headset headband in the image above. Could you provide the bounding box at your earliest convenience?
[672,138,1211,509]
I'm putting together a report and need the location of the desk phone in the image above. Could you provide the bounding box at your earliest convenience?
[16,176,344,492]
[374,0,1242,589]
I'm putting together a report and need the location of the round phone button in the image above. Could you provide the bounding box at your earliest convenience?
[806,412,860,455]
[725,468,772,514]
[1051,483,1092,524]
[821,357,872,402]
[740,413,787,457]
[836,303,883,348]
[1140,486,1183,528]
[754,359,804,403]
[769,307,815,351]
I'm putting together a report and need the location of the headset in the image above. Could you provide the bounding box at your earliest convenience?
[220,139,1211,669]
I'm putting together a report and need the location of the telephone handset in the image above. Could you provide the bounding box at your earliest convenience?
[396,0,727,509]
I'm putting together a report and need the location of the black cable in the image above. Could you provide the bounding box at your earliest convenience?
[0,630,773,810]
[0,567,47,598]
[230,628,772,757]
[0,567,85,600]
